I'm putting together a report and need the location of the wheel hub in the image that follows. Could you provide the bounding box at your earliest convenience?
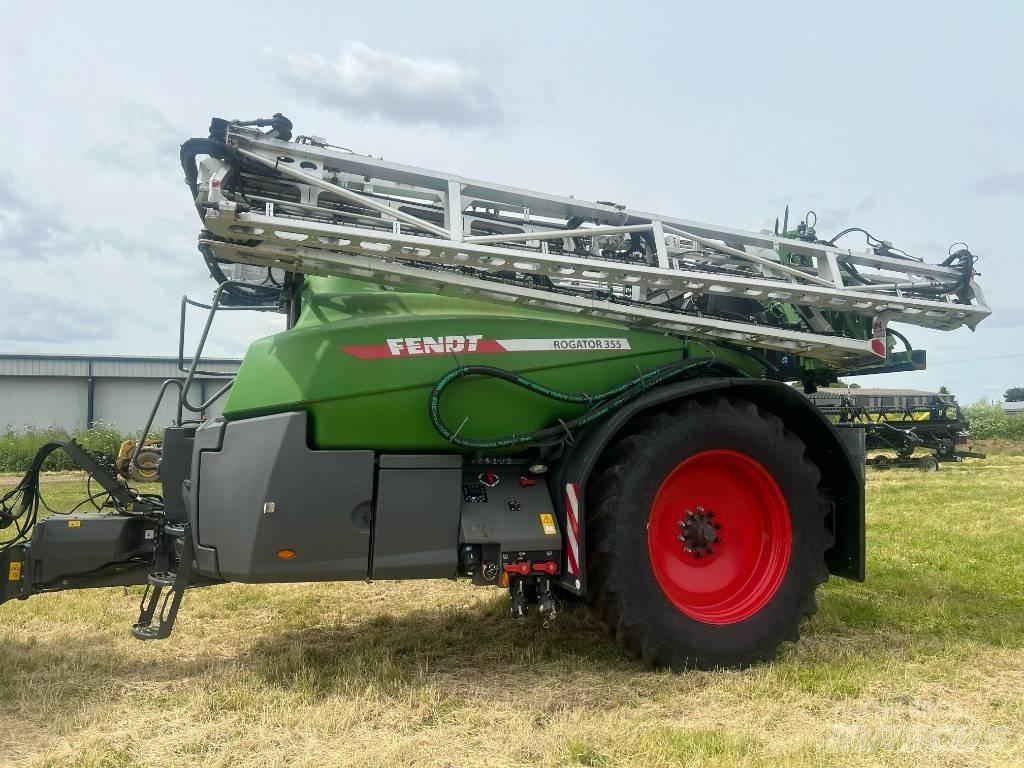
[647,449,792,625]
[676,507,721,558]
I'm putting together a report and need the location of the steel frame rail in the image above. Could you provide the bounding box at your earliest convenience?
[188,126,991,365]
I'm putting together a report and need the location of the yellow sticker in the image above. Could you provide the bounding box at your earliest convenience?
[539,513,557,536]
[8,561,21,581]
[68,519,81,528]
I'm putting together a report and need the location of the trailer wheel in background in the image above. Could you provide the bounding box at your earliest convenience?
[918,455,940,472]
[129,448,162,483]
[585,396,832,669]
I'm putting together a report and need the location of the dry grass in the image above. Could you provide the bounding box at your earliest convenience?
[1,451,1023,767]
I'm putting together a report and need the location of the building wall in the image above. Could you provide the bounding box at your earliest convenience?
[1,377,89,432]
[91,378,228,434]
[0,355,239,436]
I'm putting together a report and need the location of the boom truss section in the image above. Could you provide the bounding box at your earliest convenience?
[190,124,990,366]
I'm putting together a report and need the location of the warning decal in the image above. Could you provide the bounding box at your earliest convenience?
[539,513,558,536]
[340,336,631,359]
[8,561,21,581]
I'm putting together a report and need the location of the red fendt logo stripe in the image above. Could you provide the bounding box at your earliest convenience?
[339,336,631,359]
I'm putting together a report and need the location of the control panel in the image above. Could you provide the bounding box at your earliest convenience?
[459,466,561,565]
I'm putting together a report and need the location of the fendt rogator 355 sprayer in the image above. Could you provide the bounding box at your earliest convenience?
[0,114,992,668]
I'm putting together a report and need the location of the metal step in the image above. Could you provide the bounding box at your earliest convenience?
[147,571,176,587]
[132,523,194,641]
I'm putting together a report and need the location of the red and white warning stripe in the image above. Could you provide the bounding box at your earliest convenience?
[340,335,630,359]
[564,482,582,578]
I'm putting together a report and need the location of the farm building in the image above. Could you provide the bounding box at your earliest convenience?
[1004,401,1024,418]
[0,354,242,435]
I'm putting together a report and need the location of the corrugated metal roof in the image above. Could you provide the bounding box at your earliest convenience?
[0,353,242,379]
[807,388,950,402]
[1003,401,1024,412]
[810,388,946,398]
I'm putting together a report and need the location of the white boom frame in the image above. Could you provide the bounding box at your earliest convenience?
[191,125,990,366]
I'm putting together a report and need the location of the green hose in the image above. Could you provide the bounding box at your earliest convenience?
[428,359,748,450]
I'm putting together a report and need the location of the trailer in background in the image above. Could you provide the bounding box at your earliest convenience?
[807,388,986,471]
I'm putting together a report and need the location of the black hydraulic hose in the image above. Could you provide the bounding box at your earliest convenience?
[1,442,164,558]
[886,327,913,353]
[196,241,281,306]
[428,359,748,450]
[182,140,284,306]
[180,137,245,206]
[0,442,68,554]
[838,259,870,284]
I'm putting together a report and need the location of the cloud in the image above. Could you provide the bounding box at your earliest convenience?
[0,172,72,262]
[817,195,877,226]
[759,196,878,236]
[269,42,503,128]
[87,101,184,174]
[0,160,204,351]
[2,288,110,344]
[986,306,1024,330]
[976,171,1024,197]
[3,229,199,353]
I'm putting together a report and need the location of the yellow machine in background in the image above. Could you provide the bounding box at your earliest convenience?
[116,440,161,483]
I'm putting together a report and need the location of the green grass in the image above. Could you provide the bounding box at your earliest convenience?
[1,450,1023,767]
[0,424,138,474]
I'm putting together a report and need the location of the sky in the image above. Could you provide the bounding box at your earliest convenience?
[1,0,1021,402]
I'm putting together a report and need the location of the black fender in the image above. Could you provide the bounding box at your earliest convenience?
[552,377,865,596]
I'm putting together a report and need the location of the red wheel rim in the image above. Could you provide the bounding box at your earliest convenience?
[647,449,791,624]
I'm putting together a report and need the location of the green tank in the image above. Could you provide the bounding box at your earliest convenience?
[222,277,765,451]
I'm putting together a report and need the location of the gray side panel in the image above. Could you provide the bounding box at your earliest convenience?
[187,418,225,576]
[160,425,195,523]
[379,454,462,469]
[372,463,462,580]
[197,411,373,582]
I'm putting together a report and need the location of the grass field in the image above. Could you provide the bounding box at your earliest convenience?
[1,446,1022,767]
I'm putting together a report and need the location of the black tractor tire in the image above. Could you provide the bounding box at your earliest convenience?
[586,396,832,670]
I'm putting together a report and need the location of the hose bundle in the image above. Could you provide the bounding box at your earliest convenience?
[0,442,66,554]
[0,442,160,556]
[428,359,747,450]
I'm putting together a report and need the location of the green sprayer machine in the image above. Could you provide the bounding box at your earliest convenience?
[0,115,992,668]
